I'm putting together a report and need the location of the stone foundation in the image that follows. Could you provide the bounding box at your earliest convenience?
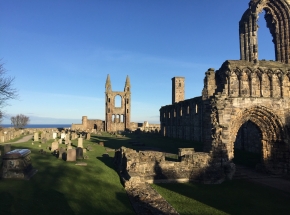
[114,147,235,184]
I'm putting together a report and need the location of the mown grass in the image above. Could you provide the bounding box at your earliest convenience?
[0,133,289,215]
[151,180,290,215]
[0,135,134,215]
[90,132,203,154]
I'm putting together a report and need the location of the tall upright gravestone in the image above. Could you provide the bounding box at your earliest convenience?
[34,133,39,141]
[78,138,83,148]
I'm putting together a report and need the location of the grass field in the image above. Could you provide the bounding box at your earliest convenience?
[0,132,289,215]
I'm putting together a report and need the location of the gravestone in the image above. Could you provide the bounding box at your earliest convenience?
[4,144,11,154]
[53,132,57,139]
[86,133,91,140]
[51,141,59,152]
[61,133,66,139]
[78,138,83,148]
[2,149,37,179]
[76,147,83,159]
[34,133,39,141]
[67,142,72,150]
[67,149,76,162]
[58,147,65,160]
[58,139,62,144]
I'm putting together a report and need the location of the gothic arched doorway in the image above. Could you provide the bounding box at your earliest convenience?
[233,120,262,168]
[228,106,285,173]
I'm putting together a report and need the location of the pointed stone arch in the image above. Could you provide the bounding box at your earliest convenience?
[240,0,290,63]
[228,106,285,171]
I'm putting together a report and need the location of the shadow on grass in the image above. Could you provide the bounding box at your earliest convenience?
[90,133,203,154]
[153,180,290,215]
[0,142,135,215]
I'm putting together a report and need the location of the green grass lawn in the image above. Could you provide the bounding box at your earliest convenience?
[151,181,290,215]
[0,135,134,215]
[0,132,289,215]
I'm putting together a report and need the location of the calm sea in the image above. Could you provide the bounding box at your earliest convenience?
[1,124,71,128]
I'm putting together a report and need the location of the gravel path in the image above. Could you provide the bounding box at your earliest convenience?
[1,134,33,145]
[235,165,290,194]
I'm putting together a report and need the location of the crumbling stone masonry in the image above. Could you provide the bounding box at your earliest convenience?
[158,0,290,180]
[114,147,234,184]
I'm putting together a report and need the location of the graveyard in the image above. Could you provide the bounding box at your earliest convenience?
[0,131,289,215]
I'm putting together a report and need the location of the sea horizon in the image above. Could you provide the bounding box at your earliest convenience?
[1,124,72,128]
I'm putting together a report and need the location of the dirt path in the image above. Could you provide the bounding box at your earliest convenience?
[235,165,290,194]
[1,134,33,145]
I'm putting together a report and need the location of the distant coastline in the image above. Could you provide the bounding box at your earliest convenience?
[1,124,71,128]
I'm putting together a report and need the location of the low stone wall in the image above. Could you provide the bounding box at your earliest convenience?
[114,147,235,184]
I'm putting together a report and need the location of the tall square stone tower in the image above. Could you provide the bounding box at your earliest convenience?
[172,77,185,104]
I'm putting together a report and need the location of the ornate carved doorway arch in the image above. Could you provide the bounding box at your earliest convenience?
[228,106,285,172]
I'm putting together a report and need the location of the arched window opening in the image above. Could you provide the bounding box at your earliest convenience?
[127,99,129,104]
[187,106,190,114]
[112,114,115,122]
[108,97,110,102]
[258,10,275,60]
[108,108,110,113]
[179,83,181,87]
[115,95,122,107]
[195,104,198,114]
[121,115,124,123]
[169,112,170,118]
[174,110,176,117]
[180,108,182,116]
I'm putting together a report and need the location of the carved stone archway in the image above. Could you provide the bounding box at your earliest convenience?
[228,106,286,172]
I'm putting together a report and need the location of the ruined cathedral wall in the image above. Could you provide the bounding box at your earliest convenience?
[114,147,232,184]
[160,97,203,142]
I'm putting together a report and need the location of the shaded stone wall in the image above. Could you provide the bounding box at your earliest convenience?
[114,147,235,184]
[160,97,203,141]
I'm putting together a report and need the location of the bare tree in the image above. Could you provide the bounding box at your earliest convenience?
[0,61,18,121]
[11,114,30,129]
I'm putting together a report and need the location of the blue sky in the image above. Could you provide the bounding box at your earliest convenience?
[0,0,275,124]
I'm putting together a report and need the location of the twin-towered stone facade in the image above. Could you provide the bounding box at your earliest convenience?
[105,74,131,132]
[160,0,290,178]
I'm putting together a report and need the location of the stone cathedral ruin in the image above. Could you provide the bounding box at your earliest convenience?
[115,0,290,184]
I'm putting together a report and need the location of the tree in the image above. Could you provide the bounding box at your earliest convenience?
[0,61,18,121]
[11,114,30,129]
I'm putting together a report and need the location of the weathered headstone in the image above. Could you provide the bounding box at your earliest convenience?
[86,133,91,140]
[53,132,57,139]
[67,142,72,150]
[51,141,59,152]
[61,133,66,139]
[34,133,39,141]
[78,138,83,148]
[4,144,11,154]
[58,139,62,144]
[58,147,65,160]
[76,147,83,159]
[67,149,76,161]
